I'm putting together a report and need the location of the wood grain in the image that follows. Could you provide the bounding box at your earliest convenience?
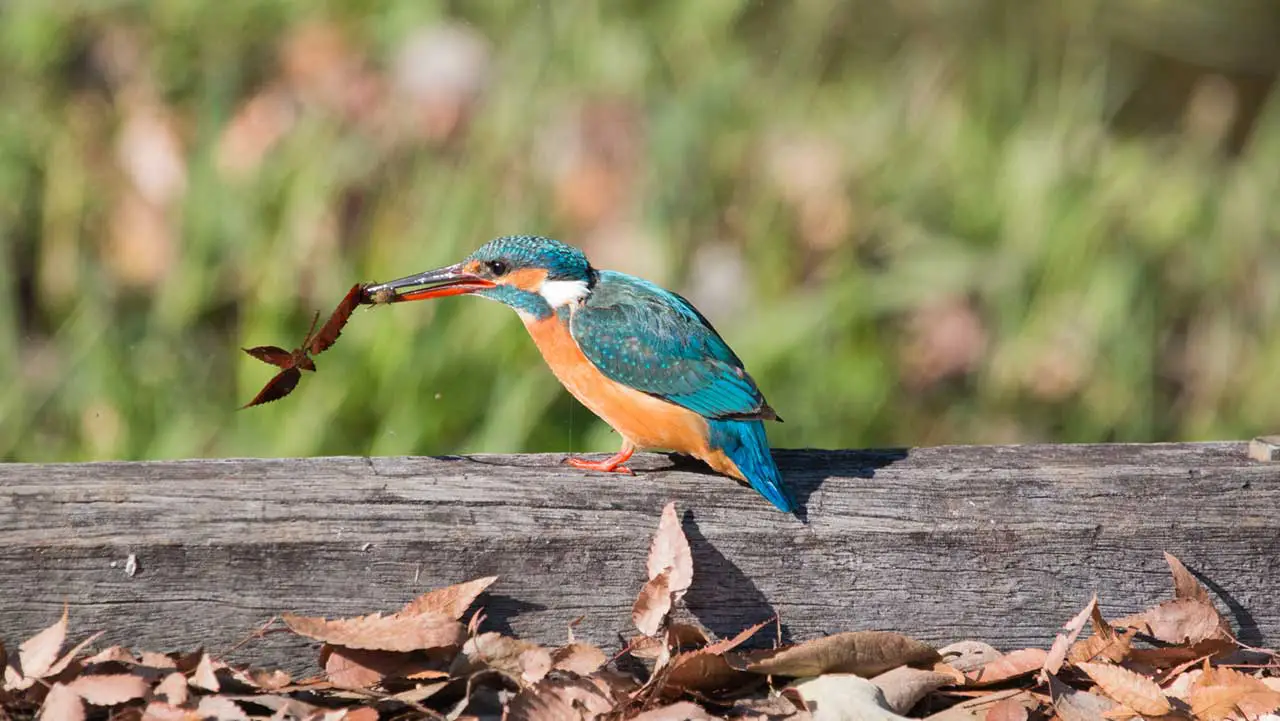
[1,443,1276,674]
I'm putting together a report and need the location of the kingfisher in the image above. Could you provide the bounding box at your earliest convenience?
[361,235,796,513]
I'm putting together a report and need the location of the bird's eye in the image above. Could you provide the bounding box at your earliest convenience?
[486,260,508,276]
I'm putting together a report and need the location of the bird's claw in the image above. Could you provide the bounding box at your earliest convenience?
[564,456,635,475]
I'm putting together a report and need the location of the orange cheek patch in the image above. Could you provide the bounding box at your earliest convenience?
[503,267,549,293]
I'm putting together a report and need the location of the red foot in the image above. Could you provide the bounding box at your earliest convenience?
[565,445,635,475]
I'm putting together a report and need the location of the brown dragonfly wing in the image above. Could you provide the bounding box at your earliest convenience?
[243,345,295,368]
[241,367,302,408]
[309,284,362,356]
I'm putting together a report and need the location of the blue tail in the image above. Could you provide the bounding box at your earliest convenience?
[707,419,796,513]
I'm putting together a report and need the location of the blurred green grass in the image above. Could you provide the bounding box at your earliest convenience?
[3,0,1280,463]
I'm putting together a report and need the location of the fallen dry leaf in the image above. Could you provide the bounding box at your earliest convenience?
[788,673,907,721]
[453,632,551,686]
[939,641,1005,673]
[922,689,1035,721]
[503,676,614,720]
[704,617,775,655]
[633,568,674,637]
[647,501,694,599]
[154,671,187,705]
[1189,664,1280,721]
[984,697,1031,721]
[39,682,85,721]
[1164,551,1212,604]
[663,648,756,698]
[323,645,407,689]
[1069,628,1135,665]
[1076,662,1171,716]
[872,665,955,713]
[67,673,150,705]
[739,631,940,679]
[139,700,193,720]
[9,605,69,689]
[1050,674,1116,721]
[631,701,720,720]
[1114,598,1232,645]
[399,576,498,620]
[1042,596,1098,678]
[549,642,606,675]
[190,652,219,692]
[965,648,1047,687]
[195,694,249,720]
[283,609,464,652]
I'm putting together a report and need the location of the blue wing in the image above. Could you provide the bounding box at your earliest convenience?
[569,271,778,421]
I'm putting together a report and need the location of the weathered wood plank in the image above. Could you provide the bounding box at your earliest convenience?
[1,442,1276,674]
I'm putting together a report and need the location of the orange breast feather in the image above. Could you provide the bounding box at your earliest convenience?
[523,314,730,467]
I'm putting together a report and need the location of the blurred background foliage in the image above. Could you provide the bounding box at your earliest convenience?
[3,0,1280,463]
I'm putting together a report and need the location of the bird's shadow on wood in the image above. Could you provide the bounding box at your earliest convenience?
[679,510,790,649]
[662,448,910,523]
[1191,565,1263,646]
[472,593,547,637]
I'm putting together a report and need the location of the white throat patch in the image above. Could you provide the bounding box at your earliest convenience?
[539,279,590,307]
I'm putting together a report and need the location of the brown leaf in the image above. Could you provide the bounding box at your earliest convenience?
[923,689,1036,721]
[504,676,614,720]
[663,649,755,698]
[549,642,606,675]
[1076,662,1171,716]
[309,283,363,356]
[1125,638,1236,668]
[1050,675,1116,721]
[246,668,291,691]
[1113,598,1232,645]
[195,695,249,720]
[631,701,720,720]
[704,617,775,655]
[191,653,219,692]
[1069,628,1135,665]
[1164,552,1211,604]
[83,646,136,665]
[667,623,712,650]
[39,683,85,721]
[939,641,1005,674]
[787,674,903,721]
[647,501,693,598]
[399,576,498,620]
[1189,665,1280,721]
[42,630,106,682]
[67,673,150,705]
[283,610,464,652]
[138,651,178,669]
[242,345,293,368]
[453,632,551,686]
[984,697,1030,721]
[339,709,380,721]
[633,569,674,637]
[1042,596,1097,678]
[872,666,956,714]
[139,700,193,720]
[739,631,940,678]
[964,648,1047,687]
[16,605,69,683]
[323,645,403,689]
[154,672,188,705]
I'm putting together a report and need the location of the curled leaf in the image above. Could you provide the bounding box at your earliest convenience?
[633,569,674,637]
[39,683,85,721]
[647,502,693,598]
[550,643,606,675]
[739,631,940,679]
[1113,598,1232,645]
[1164,552,1211,604]
[872,666,956,714]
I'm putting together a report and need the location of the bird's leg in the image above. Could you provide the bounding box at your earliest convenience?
[565,441,635,475]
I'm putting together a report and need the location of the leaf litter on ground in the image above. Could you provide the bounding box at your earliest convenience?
[2,514,1274,721]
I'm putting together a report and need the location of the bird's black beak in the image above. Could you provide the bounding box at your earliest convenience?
[361,262,496,304]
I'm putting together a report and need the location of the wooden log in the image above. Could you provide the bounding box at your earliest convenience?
[1,442,1276,674]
